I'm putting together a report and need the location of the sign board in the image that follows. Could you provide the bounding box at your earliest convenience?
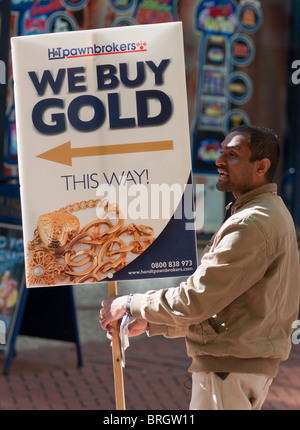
[11,22,197,288]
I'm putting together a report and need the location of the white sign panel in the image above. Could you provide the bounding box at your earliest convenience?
[11,22,197,287]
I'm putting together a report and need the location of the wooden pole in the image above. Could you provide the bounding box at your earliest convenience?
[107,280,126,410]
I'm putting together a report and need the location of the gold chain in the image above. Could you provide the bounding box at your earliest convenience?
[25,199,155,286]
[58,198,108,213]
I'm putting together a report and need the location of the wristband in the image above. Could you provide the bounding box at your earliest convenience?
[126,293,133,315]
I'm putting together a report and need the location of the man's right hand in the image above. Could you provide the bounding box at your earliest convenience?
[106,318,148,341]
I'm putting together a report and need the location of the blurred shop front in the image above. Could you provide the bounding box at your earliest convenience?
[0,0,299,238]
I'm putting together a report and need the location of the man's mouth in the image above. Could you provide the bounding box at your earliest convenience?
[217,169,229,180]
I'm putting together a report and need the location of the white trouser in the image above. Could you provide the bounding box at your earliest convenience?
[190,372,273,410]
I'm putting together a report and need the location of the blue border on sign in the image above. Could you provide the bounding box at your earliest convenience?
[224,108,250,134]
[46,11,78,33]
[61,0,89,11]
[227,71,253,105]
[108,0,136,13]
[238,3,263,34]
[230,33,255,67]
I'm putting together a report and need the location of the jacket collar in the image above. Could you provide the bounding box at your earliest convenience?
[230,183,277,214]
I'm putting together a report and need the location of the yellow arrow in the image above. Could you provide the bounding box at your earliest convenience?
[37,140,174,166]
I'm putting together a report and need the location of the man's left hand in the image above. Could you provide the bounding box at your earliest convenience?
[99,295,127,330]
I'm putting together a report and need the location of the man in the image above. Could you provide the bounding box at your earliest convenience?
[100,125,300,410]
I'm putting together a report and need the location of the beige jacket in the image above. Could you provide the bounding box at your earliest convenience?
[131,184,300,377]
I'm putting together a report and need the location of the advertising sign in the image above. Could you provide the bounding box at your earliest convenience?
[11,22,197,288]
[192,0,263,175]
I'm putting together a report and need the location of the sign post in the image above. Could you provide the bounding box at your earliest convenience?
[108,281,126,410]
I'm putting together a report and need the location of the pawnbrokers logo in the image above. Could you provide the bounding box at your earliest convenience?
[48,40,147,60]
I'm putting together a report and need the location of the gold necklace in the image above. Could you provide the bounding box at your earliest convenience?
[25,198,155,286]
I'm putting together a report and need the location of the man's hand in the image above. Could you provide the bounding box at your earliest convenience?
[105,318,148,341]
[127,318,148,337]
[99,294,148,341]
[99,295,127,330]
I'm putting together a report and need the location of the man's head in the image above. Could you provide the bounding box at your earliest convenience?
[215,125,280,198]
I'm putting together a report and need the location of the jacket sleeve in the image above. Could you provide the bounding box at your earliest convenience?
[147,322,188,338]
[131,218,269,327]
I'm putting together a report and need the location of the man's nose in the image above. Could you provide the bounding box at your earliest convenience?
[216,151,225,167]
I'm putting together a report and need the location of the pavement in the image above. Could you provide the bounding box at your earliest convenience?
[0,251,300,415]
[0,323,300,412]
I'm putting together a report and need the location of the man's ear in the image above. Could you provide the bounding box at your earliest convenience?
[256,158,271,177]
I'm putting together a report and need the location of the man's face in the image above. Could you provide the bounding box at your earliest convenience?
[215,132,262,198]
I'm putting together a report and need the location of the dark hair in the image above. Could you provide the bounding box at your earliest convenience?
[232,125,280,182]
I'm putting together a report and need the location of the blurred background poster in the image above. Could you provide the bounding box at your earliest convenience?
[1,0,299,236]
[0,223,25,350]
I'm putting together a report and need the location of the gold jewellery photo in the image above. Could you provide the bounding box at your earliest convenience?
[25,199,155,286]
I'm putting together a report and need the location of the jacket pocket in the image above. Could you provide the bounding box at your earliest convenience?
[191,320,219,345]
